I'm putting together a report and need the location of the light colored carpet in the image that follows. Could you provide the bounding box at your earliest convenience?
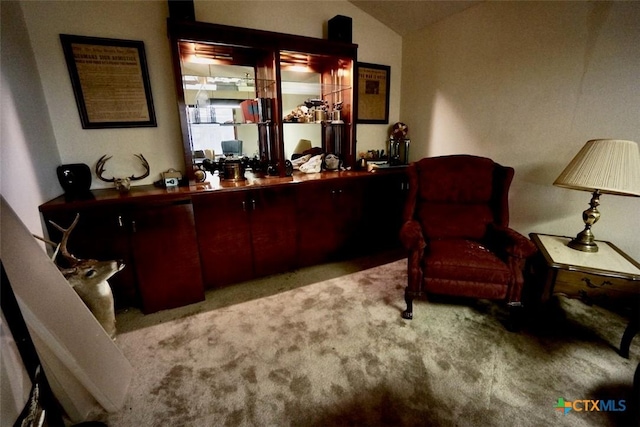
[98,257,638,426]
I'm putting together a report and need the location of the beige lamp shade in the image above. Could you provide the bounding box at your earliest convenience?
[553,139,640,197]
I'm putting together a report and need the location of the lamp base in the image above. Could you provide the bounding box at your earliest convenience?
[567,190,601,252]
[568,233,599,252]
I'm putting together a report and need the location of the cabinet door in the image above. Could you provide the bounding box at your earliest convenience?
[250,186,298,277]
[130,200,204,313]
[193,191,253,288]
[42,207,138,308]
[296,179,364,267]
[362,172,408,252]
[333,179,365,258]
[296,181,339,267]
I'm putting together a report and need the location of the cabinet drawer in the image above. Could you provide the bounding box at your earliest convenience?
[554,269,639,301]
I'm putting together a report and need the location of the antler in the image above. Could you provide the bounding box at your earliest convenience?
[130,154,150,181]
[95,155,115,183]
[95,154,149,182]
[48,213,82,267]
[32,234,61,262]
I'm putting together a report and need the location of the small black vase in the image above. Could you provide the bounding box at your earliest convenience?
[57,163,93,200]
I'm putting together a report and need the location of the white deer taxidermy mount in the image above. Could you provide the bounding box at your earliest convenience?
[35,214,124,339]
[95,153,150,193]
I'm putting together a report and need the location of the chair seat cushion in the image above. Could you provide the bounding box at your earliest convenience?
[422,239,511,299]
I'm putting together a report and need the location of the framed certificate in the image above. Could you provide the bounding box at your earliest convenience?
[356,62,390,124]
[60,34,157,129]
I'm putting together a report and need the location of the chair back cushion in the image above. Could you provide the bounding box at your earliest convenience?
[412,155,513,239]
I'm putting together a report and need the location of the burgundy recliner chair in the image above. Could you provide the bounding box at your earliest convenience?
[399,155,537,326]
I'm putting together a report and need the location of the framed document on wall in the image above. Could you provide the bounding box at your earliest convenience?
[356,62,390,124]
[60,34,157,129]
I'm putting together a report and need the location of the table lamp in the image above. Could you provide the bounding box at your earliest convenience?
[553,139,640,252]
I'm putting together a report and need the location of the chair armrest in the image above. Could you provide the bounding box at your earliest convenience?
[487,224,537,259]
[399,220,427,251]
[487,224,537,304]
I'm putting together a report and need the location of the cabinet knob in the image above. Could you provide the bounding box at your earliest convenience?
[252,199,256,210]
[118,215,124,227]
[242,201,246,211]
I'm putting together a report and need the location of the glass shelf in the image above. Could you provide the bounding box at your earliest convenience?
[281,81,351,97]
[190,122,271,126]
[182,75,276,95]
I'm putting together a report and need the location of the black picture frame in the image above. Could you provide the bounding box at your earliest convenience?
[356,62,390,124]
[60,34,157,129]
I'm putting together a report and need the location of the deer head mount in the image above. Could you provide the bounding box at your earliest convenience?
[95,153,150,193]
[35,213,124,339]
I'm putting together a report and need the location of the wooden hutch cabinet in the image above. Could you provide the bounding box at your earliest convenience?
[167,18,358,179]
[40,171,407,313]
[38,20,408,315]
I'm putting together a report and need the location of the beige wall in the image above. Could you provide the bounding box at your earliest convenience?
[1,1,62,234]
[401,1,640,258]
[18,0,401,192]
[20,0,184,189]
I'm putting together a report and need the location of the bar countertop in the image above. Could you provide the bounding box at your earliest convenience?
[39,168,406,211]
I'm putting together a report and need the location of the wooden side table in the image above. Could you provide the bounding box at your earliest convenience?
[529,233,640,358]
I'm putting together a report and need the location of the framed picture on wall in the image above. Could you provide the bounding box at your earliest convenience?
[60,34,157,129]
[356,62,390,124]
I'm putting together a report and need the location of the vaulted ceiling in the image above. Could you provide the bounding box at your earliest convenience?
[348,1,481,36]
